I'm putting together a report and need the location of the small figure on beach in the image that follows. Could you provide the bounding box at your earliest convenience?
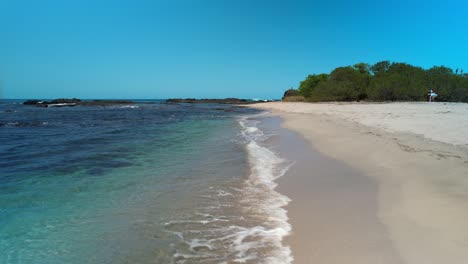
[456,68,459,74]
[428,89,438,102]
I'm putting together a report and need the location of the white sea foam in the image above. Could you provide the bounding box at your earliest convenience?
[118,105,139,109]
[166,114,293,264]
[216,189,233,196]
[164,219,219,226]
[236,115,293,264]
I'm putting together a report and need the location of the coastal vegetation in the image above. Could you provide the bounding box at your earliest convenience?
[290,61,468,102]
[282,88,305,102]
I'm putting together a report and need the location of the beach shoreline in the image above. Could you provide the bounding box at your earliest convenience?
[250,102,468,264]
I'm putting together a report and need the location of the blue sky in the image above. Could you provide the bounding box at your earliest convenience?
[1,0,467,99]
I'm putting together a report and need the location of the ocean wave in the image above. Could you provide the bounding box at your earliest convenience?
[0,121,48,128]
[118,105,139,109]
[238,115,293,264]
[165,114,293,264]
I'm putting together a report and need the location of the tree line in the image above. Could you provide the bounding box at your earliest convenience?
[286,61,468,102]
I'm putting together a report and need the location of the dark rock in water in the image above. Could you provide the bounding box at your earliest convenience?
[50,98,82,104]
[23,100,43,105]
[23,98,81,106]
[79,100,134,106]
[23,98,80,107]
[4,109,15,113]
[23,98,134,107]
[166,98,254,104]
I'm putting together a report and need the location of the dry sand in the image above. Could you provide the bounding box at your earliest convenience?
[252,102,468,264]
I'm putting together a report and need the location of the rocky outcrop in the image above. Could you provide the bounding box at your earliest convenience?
[23,98,134,107]
[23,98,81,107]
[78,100,134,106]
[23,100,44,105]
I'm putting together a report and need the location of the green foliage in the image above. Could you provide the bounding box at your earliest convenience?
[308,81,359,102]
[298,74,329,98]
[282,88,300,100]
[370,61,390,76]
[309,65,370,101]
[282,88,305,101]
[368,63,427,101]
[282,95,305,102]
[353,63,371,75]
[291,61,468,102]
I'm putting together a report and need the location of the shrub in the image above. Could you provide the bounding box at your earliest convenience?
[282,95,305,102]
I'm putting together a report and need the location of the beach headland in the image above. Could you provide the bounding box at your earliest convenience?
[249,102,468,264]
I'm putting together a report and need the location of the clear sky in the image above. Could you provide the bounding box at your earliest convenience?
[1,0,467,99]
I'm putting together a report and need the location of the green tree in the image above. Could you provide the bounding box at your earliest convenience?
[287,60,468,103]
[353,63,371,75]
[370,61,391,76]
[427,66,456,101]
[329,66,369,100]
[368,63,427,101]
[298,74,329,98]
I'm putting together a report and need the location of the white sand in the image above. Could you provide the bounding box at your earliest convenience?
[250,102,468,264]
[257,102,468,146]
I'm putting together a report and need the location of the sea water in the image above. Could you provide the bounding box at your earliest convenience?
[0,100,292,264]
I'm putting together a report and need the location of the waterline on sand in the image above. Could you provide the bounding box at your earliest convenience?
[165,114,293,264]
[238,115,293,263]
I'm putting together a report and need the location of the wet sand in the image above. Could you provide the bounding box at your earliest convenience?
[252,102,468,264]
[260,116,403,263]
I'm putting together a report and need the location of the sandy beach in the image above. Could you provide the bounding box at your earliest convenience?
[252,102,468,264]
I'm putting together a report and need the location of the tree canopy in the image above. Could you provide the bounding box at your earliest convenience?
[289,61,468,102]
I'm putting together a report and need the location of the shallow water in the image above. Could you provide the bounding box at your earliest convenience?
[0,100,292,263]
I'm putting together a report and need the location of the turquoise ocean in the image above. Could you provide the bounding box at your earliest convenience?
[0,101,292,264]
